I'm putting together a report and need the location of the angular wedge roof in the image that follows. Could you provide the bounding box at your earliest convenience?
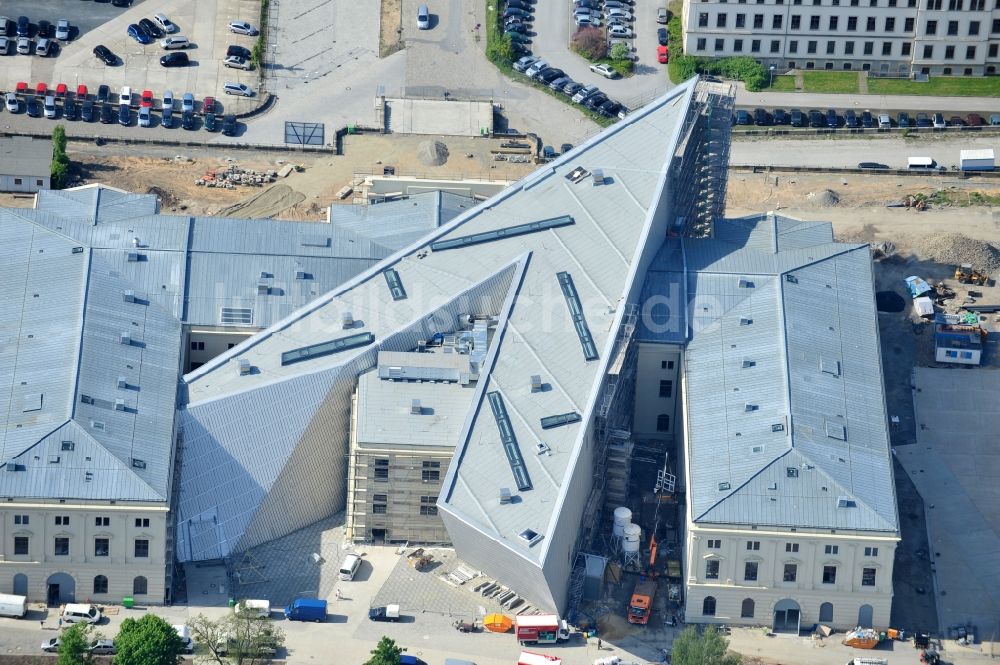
[639,214,899,534]
[177,80,699,562]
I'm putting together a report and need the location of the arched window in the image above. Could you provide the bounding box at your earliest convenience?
[702,596,717,616]
[741,597,755,618]
[657,414,670,432]
[819,602,833,622]
[94,575,108,594]
[133,576,148,595]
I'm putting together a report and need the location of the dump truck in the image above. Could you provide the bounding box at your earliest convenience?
[627,578,657,625]
[515,615,571,645]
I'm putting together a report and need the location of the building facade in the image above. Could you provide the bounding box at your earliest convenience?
[682,0,1000,75]
[0,137,51,193]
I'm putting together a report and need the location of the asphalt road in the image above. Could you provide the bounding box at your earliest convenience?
[1,0,146,41]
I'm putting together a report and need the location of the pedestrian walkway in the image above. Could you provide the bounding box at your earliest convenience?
[731,80,999,112]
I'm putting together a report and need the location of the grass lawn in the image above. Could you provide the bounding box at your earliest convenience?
[868,76,1000,97]
[767,75,797,92]
[801,72,859,94]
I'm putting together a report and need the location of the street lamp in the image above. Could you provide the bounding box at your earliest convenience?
[769,65,776,88]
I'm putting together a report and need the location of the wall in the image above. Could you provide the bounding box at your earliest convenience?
[633,343,681,440]
[935,346,981,365]
[186,328,258,371]
[0,503,168,603]
[0,174,49,194]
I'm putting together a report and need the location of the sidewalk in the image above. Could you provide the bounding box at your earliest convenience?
[730,80,999,113]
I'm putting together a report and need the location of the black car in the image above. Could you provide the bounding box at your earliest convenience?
[574,0,600,8]
[734,109,752,125]
[160,51,189,67]
[227,45,251,59]
[97,85,110,104]
[111,0,132,6]
[182,110,196,130]
[897,112,911,128]
[118,103,130,126]
[861,110,875,128]
[858,162,889,169]
[825,108,838,128]
[93,44,117,65]
[81,100,95,122]
[222,114,237,136]
[63,100,78,121]
[138,18,163,38]
[162,105,173,127]
[100,103,114,123]
[790,109,805,127]
[506,22,528,33]
[808,109,824,128]
[538,68,564,83]
[915,112,931,128]
[204,112,218,131]
[844,109,858,128]
[583,93,608,110]
[657,28,668,46]
[507,0,532,9]
[597,99,620,117]
[37,19,51,38]
[16,16,30,37]
[753,108,771,126]
[26,97,41,117]
[772,109,789,125]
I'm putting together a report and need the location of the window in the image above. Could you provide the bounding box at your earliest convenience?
[133,576,148,595]
[945,44,955,59]
[989,43,997,57]
[741,598,755,618]
[373,503,387,514]
[715,38,725,50]
[744,561,759,581]
[971,0,984,7]
[717,13,728,27]
[970,21,980,36]
[827,40,836,53]
[13,178,22,186]
[947,20,958,35]
[785,543,799,552]
[771,39,781,52]
[707,539,722,549]
[966,45,976,59]
[55,537,70,556]
[746,540,760,551]
[885,17,895,31]
[660,360,674,370]
[948,0,962,7]
[656,414,671,432]
[94,575,108,594]
[374,458,389,480]
[699,12,709,26]
[847,16,857,30]
[14,515,28,525]
[95,538,110,557]
[789,40,799,52]
[845,41,855,53]
[422,461,440,482]
[791,14,801,28]
[703,596,717,616]
[927,0,942,8]
[659,380,673,398]
[862,567,877,586]
[95,517,110,527]
[36,179,43,186]
[734,38,744,51]
[824,544,839,555]
[783,563,798,582]
[926,20,937,35]
[135,518,150,528]
[810,15,820,29]
[945,349,958,358]
[696,38,707,51]
[737,13,746,26]
[419,496,438,516]
[754,13,764,27]
[905,17,914,31]
[14,536,29,555]
[55,516,70,526]
[134,539,149,558]
[808,40,818,53]
[829,16,838,29]
[705,560,720,579]
[823,565,837,584]
[923,44,933,58]
[882,41,892,55]
[773,15,783,28]
[866,16,875,30]
[228,343,236,349]
[190,341,205,351]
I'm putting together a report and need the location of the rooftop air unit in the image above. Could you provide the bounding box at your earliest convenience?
[238,359,251,376]
[114,399,126,411]
[257,281,269,295]
[126,251,139,262]
[341,311,354,329]
[530,375,542,393]
[123,290,135,303]
[120,333,131,345]
[410,399,422,415]
[592,168,605,186]
[500,487,512,504]
[117,376,127,389]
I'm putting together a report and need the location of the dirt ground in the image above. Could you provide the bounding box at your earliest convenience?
[380,0,404,57]
[56,133,534,219]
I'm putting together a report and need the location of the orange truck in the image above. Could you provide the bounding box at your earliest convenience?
[627,579,657,625]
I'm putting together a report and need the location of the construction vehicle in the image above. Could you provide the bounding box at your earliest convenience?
[954,264,989,286]
[627,578,657,625]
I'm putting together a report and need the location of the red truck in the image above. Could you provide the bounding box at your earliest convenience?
[515,615,571,645]
[627,579,657,625]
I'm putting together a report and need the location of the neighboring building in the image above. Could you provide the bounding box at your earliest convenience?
[934,315,984,364]
[0,137,51,193]
[637,214,899,629]
[682,0,1000,76]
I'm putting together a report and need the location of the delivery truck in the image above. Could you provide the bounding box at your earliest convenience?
[0,593,27,618]
[515,615,571,645]
[627,578,657,624]
[960,149,995,172]
[517,652,561,665]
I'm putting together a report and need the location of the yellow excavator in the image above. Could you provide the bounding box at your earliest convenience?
[954,264,989,286]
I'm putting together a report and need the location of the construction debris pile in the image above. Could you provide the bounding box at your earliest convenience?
[909,233,1000,273]
[196,165,279,188]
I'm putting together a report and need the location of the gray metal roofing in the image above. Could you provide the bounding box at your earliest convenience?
[678,215,898,533]
[328,191,476,251]
[0,136,57,178]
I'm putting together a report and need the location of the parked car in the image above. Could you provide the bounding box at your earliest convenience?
[0,36,10,54]
[878,112,891,128]
[154,13,179,33]
[948,115,965,126]
[825,108,838,128]
[858,162,889,169]
[844,109,858,128]
[507,0,532,10]
[572,84,599,103]
[127,24,152,44]
[538,68,565,84]
[562,81,584,96]
[525,59,548,77]
[140,89,153,107]
[119,86,131,105]
[97,85,110,103]
[575,16,601,27]
[599,99,623,118]
[417,5,430,29]
[162,104,173,127]
[752,108,770,125]
[808,109,824,128]
[81,100,94,121]
[55,19,70,40]
[228,21,258,35]
[896,112,911,128]
[89,640,116,656]
[933,112,946,129]
[160,52,189,67]
[181,93,195,113]
[182,110,195,130]
[26,96,41,117]
[202,96,216,114]
[222,114,237,136]
[204,112,217,131]
[590,63,619,79]
[505,23,528,34]
[118,103,130,125]
[16,16,29,38]
[63,99,77,120]
[548,75,571,91]
[137,105,150,127]
[860,110,874,128]
[16,37,31,54]
[41,638,61,653]
[734,109,752,125]
[504,7,532,18]
[583,93,608,110]
[657,27,668,45]
[111,0,132,6]
[967,113,984,126]
[574,0,600,8]
[160,36,190,49]
[657,6,668,22]
[100,103,114,123]
[139,18,163,38]
[772,109,789,125]
[224,55,253,69]
[227,44,252,59]
[368,605,400,622]
[608,25,632,38]
[604,8,633,21]
[513,55,539,72]
[990,113,1000,126]
[37,19,51,38]
[35,38,51,56]
[915,112,931,128]
[656,44,668,63]
[162,90,174,110]
[223,82,253,96]
[789,108,805,127]
[5,92,19,113]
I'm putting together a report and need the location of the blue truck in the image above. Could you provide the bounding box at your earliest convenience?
[284,598,327,622]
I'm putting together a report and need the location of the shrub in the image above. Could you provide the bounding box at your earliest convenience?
[609,42,630,61]
[487,29,516,66]
[51,125,70,189]
[571,27,607,61]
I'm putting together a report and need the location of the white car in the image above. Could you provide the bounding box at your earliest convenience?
[0,36,9,54]
[162,89,174,110]
[604,8,633,20]
[223,55,252,70]
[576,16,600,27]
[181,92,195,112]
[16,36,31,54]
[41,638,61,653]
[119,86,132,106]
[138,106,151,127]
[608,24,632,37]
[513,54,539,72]
[55,19,70,40]
[525,59,548,77]
[223,82,253,97]
[228,21,258,35]
[154,13,179,33]
[4,92,17,112]
[590,63,618,79]
[43,95,56,119]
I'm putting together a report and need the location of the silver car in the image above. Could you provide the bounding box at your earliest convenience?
[55,19,70,40]
[228,21,257,35]
[16,36,31,54]
[0,35,10,54]
[4,91,18,112]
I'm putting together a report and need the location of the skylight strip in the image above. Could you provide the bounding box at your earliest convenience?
[557,271,599,361]
[280,332,375,366]
[429,216,575,252]
[487,390,533,492]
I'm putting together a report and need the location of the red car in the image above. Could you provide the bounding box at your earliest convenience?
[141,89,154,108]
[967,113,984,127]
[16,82,28,95]
[55,83,68,97]
[657,45,669,64]
[77,84,88,99]
[35,82,48,96]
[201,96,215,115]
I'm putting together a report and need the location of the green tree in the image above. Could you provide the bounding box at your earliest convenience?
[51,124,70,189]
[363,637,402,665]
[609,42,630,61]
[114,614,185,665]
[487,30,515,66]
[57,623,93,665]
[188,609,284,665]
[672,626,742,665]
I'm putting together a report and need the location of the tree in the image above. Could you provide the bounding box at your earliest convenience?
[609,42,630,61]
[571,27,607,60]
[50,124,70,189]
[57,623,93,665]
[363,637,402,665]
[114,614,185,665]
[188,609,285,665]
[487,29,515,66]
[672,626,742,665]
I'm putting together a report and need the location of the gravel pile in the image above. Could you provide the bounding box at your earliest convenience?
[909,233,1000,273]
[807,189,840,206]
[417,140,449,166]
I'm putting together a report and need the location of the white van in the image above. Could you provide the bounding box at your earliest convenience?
[339,554,362,580]
[160,36,190,50]
[0,593,27,618]
[236,599,270,618]
[62,603,102,624]
[907,156,938,170]
[173,625,194,653]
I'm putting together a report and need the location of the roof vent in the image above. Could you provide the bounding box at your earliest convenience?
[591,168,605,185]
[48,455,60,464]
[72,246,84,254]
[751,445,763,453]
[114,399,126,411]
[126,251,139,262]
[767,482,777,490]
[786,467,799,477]
[741,358,754,369]
[518,529,543,546]
[416,340,427,352]
[295,271,310,280]
[530,375,542,393]
[837,496,857,508]
[61,441,75,451]
[825,421,847,441]
[117,376,127,389]
[260,271,272,279]
[342,311,354,329]
[6,462,23,472]
[410,399,422,415]
[120,333,132,345]
[738,278,755,288]
[500,487,512,504]
[772,422,785,432]
[123,290,135,303]
[566,166,590,183]
[131,458,146,470]
[740,317,753,326]
[744,403,758,412]
[257,281,269,295]
[238,359,252,376]
[785,274,798,284]
[132,237,140,247]
[718,482,731,491]
[820,358,841,377]
[535,442,551,455]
